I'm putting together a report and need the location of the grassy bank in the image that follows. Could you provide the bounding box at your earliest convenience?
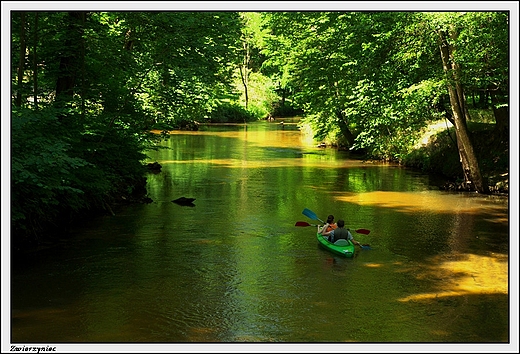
[401,119,509,194]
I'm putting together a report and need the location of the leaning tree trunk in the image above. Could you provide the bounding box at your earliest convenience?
[332,83,355,147]
[335,109,356,147]
[438,28,488,193]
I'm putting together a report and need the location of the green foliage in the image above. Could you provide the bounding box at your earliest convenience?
[10,10,510,245]
[299,112,339,145]
[11,105,153,244]
[467,108,495,123]
[11,11,245,246]
[402,119,508,186]
[207,102,257,123]
[261,11,508,165]
[11,108,91,235]
[233,71,278,118]
[453,12,509,93]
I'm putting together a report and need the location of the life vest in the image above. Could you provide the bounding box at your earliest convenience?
[330,227,350,243]
[326,223,337,232]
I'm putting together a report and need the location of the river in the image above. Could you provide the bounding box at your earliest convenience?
[9,119,511,351]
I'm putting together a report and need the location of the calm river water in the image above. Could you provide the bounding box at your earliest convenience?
[10,120,511,350]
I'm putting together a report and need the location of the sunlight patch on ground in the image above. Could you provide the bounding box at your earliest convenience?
[398,253,508,302]
[414,119,453,149]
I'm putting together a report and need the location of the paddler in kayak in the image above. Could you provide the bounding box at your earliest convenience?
[317,214,337,235]
[319,219,363,247]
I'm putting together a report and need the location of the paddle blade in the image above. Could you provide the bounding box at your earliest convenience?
[355,228,371,235]
[361,244,372,250]
[302,208,323,222]
[295,221,312,227]
[302,208,317,219]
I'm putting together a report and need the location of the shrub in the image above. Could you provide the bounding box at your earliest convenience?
[208,102,257,123]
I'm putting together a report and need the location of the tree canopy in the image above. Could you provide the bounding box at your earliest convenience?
[11,11,244,243]
[10,10,510,244]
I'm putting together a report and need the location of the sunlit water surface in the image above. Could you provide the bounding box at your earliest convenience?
[11,120,509,347]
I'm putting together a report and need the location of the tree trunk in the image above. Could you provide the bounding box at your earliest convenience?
[32,12,39,110]
[280,87,286,107]
[449,29,471,123]
[335,109,356,147]
[489,86,509,140]
[55,12,85,108]
[79,12,86,118]
[240,40,250,110]
[15,12,26,107]
[438,29,488,193]
[239,65,249,110]
[331,81,356,147]
[478,89,489,108]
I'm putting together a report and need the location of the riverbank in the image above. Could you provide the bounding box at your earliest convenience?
[10,121,510,343]
[11,117,508,257]
[401,120,509,194]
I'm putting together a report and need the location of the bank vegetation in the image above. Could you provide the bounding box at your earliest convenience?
[11,11,509,249]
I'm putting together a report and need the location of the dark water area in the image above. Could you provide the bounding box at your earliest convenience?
[9,120,512,351]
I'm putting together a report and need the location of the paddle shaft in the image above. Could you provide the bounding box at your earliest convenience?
[295,221,370,236]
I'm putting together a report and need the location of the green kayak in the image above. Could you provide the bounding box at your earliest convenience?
[316,233,355,257]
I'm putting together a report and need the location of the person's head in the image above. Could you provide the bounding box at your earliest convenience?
[326,215,335,224]
[337,219,345,228]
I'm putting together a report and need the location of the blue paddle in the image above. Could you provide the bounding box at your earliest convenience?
[302,208,325,223]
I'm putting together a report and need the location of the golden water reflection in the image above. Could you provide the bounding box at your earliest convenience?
[159,158,370,169]
[397,253,508,301]
[11,123,509,343]
[156,126,313,149]
[337,191,507,218]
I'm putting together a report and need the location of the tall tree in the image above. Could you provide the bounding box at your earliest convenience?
[239,14,252,109]
[55,12,86,108]
[10,11,245,243]
[238,12,268,110]
[438,25,487,193]
[262,11,506,192]
[32,12,39,110]
[15,11,26,107]
[263,12,422,150]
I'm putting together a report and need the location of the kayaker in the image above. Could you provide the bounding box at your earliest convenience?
[318,215,337,234]
[320,219,363,247]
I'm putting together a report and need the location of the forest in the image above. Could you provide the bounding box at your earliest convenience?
[10,11,510,249]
